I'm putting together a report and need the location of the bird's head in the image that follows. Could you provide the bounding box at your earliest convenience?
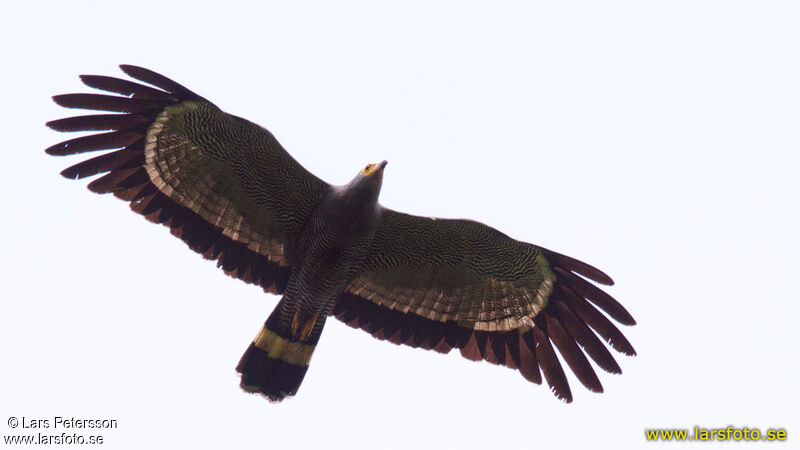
[358,160,388,182]
[342,160,388,207]
[358,159,389,177]
[353,160,389,190]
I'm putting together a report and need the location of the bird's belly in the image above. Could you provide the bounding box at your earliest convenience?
[290,241,368,305]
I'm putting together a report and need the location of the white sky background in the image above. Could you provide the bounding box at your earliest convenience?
[1,1,798,448]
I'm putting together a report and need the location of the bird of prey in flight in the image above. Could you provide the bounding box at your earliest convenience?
[46,66,636,402]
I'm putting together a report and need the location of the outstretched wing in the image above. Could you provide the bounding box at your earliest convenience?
[47,65,330,293]
[332,209,636,402]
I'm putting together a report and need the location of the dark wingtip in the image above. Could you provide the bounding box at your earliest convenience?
[44,142,66,156]
[614,310,637,327]
[553,267,636,326]
[592,269,614,286]
[59,167,78,180]
[78,74,117,91]
[541,248,615,286]
[118,64,139,72]
[118,64,201,100]
[556,390,574,403]
[610,338,637,357]
[118,65,146,81]
[51,94,70,107]
[584,267,615,287]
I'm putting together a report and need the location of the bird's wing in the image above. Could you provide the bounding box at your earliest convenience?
[333,209,636,402]
[47,65,330,293]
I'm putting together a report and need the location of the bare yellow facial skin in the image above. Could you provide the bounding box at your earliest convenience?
[360,160,388,176]
[360,163,380,176]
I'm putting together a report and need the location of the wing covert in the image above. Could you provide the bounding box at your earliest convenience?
[347,209,556,330]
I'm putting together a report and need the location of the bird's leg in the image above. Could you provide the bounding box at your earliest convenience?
[300,314,318,341]
[291,310,319,341]
[291,312,301,338]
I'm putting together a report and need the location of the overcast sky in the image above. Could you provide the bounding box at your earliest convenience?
[2,1,798,449]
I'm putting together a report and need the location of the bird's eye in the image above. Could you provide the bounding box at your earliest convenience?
[364,164,372,171]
